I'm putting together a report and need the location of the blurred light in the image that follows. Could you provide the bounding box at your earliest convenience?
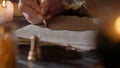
[1,0,7,8]
[115,16,120,35]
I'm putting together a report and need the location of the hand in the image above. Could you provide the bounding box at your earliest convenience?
[18,0,65,24]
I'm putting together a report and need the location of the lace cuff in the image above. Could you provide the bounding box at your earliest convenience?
[61,0,86,10]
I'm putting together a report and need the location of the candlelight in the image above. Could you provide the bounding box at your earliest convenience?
[115,16,120,35]
[1,0,7,8]
[0,0,14,24]
[0,23,16,68]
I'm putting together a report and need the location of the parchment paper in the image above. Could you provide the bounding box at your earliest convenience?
[15,16,98,51]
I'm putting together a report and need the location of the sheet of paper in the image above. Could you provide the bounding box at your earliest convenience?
[15,25,96,51]
[15,16,98,51]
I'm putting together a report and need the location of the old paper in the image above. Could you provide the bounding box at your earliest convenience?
[15,16,98,51]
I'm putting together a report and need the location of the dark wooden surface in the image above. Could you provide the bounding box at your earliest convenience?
[16,45,100,68]
[13,16,102,68]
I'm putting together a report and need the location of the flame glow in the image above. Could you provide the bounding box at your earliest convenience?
[115,16,120,35]
[1,0,6,8]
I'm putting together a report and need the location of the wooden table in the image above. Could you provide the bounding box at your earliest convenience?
[17,45,99,68]
[13,16,101,68]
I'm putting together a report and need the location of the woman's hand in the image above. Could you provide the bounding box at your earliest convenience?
[18,0,65,24]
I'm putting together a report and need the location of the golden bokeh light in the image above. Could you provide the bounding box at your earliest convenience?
[115,16,120,35]
[1,0,6,8]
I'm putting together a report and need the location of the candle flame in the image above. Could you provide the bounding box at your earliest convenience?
[1,0,6,8]
[115,16,120,35]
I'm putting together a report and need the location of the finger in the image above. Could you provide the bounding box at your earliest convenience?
[23,12,43,24]
[40,0,48,15]
[20,4,38,18]
[28,18,42,24]
[27,18,42,24]
[45,14,52,20]
[19,0,41,12]
[33,0,42,12]
[35,0,41,5]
